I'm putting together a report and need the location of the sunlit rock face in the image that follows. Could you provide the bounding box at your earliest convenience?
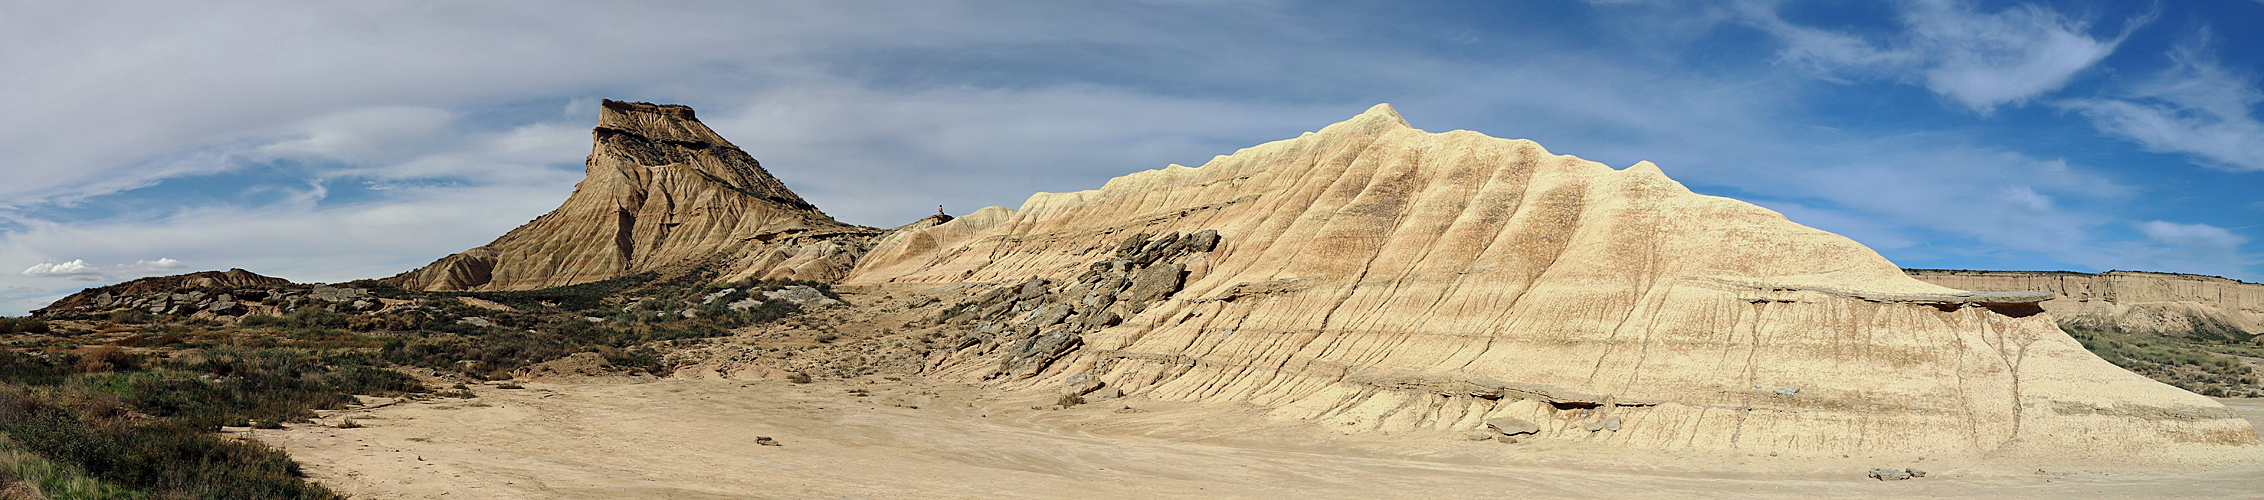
[1910,269,2264,341]
[849,104,2257,461]
[388,100,877,292]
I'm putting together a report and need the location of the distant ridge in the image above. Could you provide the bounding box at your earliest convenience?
[34,268,293,316]
[1908,269,2264,340]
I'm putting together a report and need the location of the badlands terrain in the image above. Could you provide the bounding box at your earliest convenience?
[259,284,2264,499]
[16,100,2264,498]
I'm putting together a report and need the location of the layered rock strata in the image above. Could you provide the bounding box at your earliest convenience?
[852,104,2256,461]
[1909,269,2264,341]
[387,100,879,292]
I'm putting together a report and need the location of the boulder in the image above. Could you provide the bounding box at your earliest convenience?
[1064,372,1103,396]
[1486,418,1540,436]
[203,299,244,315]
[702,288,739,304]
[1121,262,1185,312]
[763,286,842,308]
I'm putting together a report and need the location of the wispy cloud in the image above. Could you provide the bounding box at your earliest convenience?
[2059,34,2264,172]
[1747,0,2139,113]
[2118,220,2255,275]
[0,0,2254,316]
[256,107,460,165]
[20,258,183,281]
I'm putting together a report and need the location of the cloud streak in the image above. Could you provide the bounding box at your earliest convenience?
[2061,34,2264,172]
[20,258,183,281]
[1747,0,2138,112]
[0,0,2254,315]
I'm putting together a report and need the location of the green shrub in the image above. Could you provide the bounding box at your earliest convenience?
[0,387,336,498]
[0,434,139,500]
[104,310,157,325]
[2070,324,2261,396]
[0,317,49,335]
[0,351,77,386]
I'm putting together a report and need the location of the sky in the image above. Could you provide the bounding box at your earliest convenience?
[3,0,2260,315]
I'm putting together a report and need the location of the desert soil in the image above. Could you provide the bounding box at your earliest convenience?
[257,373,2264,499]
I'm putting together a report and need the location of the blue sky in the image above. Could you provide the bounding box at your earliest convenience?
[3,0,2260,315]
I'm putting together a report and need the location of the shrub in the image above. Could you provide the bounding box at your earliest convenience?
[0,392,337,498]
[104,310,157,325]
[0,318,49,335]
[0,434,139,500]
[0,352,75,387]
[76,346,138,374]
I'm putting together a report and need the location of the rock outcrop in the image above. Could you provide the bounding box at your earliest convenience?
[386,100,880,292]
[33,269,382,318]
[853,104,2257,461]
[1909,269,2264,341]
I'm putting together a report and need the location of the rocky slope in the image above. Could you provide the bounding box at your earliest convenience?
[386,100,879,292]
[33,269,381,318]
[847,104,2257,461]
[1909,269,2264,341]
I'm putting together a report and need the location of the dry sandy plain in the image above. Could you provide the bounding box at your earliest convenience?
[256,373,2264,499]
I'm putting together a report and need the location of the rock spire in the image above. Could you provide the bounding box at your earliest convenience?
[387,100,877,291]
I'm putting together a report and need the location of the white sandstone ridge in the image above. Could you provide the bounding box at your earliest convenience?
[849,103,2259,462]
[1909,269,2264,340]
[387,100,879,291]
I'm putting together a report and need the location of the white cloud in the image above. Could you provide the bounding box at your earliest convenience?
[2060,37,2264,171]
[2139,220,2245,248]
[1906,2,2124,112]
[2119,220,2253,275]
[20,260,98,279]
[20,257,183,281]
[1750,0,2134,112]
[0,0,2253,314]
[0,179,574,314]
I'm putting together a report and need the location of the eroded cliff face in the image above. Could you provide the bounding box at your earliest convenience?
[388,100,879,291]
[1908,270,2264,340]
[848,104,2256,461]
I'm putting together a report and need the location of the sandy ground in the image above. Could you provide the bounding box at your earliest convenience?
[255,374,2264,499]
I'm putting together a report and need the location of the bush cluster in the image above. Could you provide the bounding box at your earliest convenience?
[429,272,660,313]
[371,276,824,379]
[381,316,731,379]
[0,317,48,335]
[2070,325,2260,397]
[0,269,834,497]
[0,346,421,498]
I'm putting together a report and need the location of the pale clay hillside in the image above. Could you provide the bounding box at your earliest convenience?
[843,103,2257,462]
[38,101,2257,498]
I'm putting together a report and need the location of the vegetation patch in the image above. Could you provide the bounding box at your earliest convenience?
[2069,325,2263,397]
[0,343,425,498]
[0,266,833,496]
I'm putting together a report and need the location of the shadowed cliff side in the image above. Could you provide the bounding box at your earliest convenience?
[385,100,880,292]
[848,104,2259,463]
